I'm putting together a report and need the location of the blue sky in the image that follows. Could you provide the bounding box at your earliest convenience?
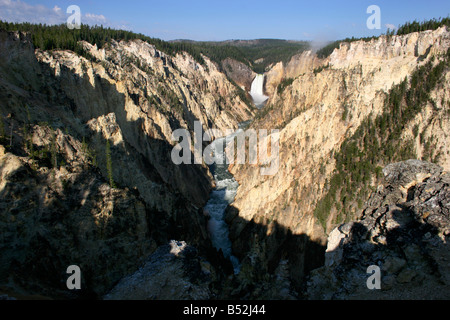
[1,0,449,41]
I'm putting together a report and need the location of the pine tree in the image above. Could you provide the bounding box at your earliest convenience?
[105,139,115,188]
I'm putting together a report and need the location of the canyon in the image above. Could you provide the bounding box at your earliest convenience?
[0,24,449,300]
[0,29,253,298]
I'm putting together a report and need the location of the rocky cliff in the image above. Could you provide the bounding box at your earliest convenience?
[104,240,219,300]
[226,27,450,296]
[0,30,253,298]
[306,160,450,299]
[221,57,256,92]
[265,50,324,97]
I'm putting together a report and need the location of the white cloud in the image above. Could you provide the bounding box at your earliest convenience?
[85,13,107,25]
[0,0,120,29]
[385,23,397,30]
[0,0,65,25]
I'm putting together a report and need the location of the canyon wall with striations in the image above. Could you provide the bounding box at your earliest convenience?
[226,27,450,296]
[0,30,253,298]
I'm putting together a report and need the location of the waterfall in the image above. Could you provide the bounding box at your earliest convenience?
[250,74,269,108]
[203,76,267,274]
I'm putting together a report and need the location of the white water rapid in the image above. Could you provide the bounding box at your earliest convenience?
[205,127,245,274]
[250,74,269,108]
[204,76,268,274]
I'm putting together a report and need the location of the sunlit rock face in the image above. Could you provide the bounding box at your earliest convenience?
[226,27,450,296]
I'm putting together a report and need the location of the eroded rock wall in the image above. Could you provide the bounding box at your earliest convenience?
[227,27,450,295]
[0,31,254,298]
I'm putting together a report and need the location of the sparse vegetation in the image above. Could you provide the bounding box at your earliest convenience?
[342,104,350,121]
[277,78,294,94]
[82,136,98,168]
[313,63,330,75]
[227,77,253,109]
[254,103,274,120]
[50,128,58,169]
[157,85,184,115]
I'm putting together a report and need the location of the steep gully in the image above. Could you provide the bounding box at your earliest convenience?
[205,74,267,274]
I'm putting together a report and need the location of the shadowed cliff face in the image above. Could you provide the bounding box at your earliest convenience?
[224,208,326,298]
[100,218,326,300]
[0,30,254,298]
[0,64,210,299]
[104,241,218,300]
[0,148,154,299]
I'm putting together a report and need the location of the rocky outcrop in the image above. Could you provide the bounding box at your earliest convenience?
[104,240,218,300]
[306,160,450,299]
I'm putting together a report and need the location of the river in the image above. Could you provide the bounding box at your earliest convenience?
[205,75,266,274]
[205,127,243,274]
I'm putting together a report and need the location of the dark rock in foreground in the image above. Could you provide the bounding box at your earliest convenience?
[104,240,218,300]
[306,160,450,300]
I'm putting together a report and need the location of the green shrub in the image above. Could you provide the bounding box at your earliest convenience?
[277,78,294,94]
